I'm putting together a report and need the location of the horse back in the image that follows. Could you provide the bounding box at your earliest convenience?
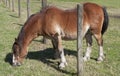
[41,3,104,39]
[42,6,78,39]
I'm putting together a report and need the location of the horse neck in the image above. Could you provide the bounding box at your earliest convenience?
[17,29,31,49]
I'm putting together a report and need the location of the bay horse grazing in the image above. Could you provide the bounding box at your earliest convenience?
[12,2,109,68]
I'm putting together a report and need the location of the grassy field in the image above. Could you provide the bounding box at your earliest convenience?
[0,0,120,76]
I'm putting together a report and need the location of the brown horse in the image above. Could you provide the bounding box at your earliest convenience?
[12,2,109,68]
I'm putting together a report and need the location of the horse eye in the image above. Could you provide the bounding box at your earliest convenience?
[13,44,20,56]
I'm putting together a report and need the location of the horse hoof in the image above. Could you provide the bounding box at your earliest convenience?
[83,56,90,62]
[12,62,22,67]
[59,62,68,69]
[97,55,105,62]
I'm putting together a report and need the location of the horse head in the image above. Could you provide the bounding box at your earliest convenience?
[12,38,27,66]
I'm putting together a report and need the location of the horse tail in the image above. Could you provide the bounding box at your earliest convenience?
[101,7,109,35]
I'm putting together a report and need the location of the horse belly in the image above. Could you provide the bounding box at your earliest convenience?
[62,33,77,40]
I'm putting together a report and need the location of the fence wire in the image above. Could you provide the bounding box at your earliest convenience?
[2,0,78,16]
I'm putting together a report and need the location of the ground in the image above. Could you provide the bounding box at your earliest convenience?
[0,0,120,76]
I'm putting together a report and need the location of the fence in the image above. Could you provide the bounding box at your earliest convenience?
[77,4,83,76]
[2,0,78,17]
[1,0,84,76]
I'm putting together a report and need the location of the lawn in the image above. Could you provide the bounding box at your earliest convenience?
[0,0,120,76]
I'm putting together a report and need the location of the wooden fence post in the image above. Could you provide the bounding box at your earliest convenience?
[5,0,7,6]
[12,0,14,12]
[27,0,30,18]
[8,0,10,8]
[42,0,47,9]
[18,0,21,17]
[1,0,5,4]
[42,0,47,44]
[77,4,83,76]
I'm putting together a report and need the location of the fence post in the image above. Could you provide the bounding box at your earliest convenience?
[18,0,21,17]
[1,0,5,4]
[77,4,83,76]
[8,0,10,8]
[27,0,30,18]
[5,0,7,6]
[42,0,47,44]
[12,0,14,12]
[42,0,47,8]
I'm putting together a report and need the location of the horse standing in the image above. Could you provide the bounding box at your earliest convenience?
[12,2,109,68]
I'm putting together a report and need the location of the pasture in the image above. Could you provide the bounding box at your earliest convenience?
[0,0,120,76]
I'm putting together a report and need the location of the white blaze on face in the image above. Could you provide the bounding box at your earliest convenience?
[12,54,18,65]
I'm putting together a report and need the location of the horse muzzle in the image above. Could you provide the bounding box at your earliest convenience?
[12,54,22,66]
[12,61,21,66]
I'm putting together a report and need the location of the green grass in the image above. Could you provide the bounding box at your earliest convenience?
[0,0,120,76]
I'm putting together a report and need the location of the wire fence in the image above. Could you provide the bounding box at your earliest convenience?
[1,0,84,76]
[1,0,78,18]
[1,1,119,76]
[2,0,118,17]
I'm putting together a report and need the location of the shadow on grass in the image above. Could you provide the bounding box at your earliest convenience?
[13,23,23,26]
[27,48,77,75]
[109,14,120,19]
[9,15,19,18]
[5,48,77,75]
[5,53,12,65]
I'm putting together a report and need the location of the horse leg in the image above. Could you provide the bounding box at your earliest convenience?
[56,35,67,69]
[83,32,92,61]
[94,33,105,61]
[51,39,60,59]
[52,39,57,49]
[42,36,47,44]
[79,24,90,61]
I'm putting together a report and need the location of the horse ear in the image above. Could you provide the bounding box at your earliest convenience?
[15,38,17,42]
[14,38,18,45]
